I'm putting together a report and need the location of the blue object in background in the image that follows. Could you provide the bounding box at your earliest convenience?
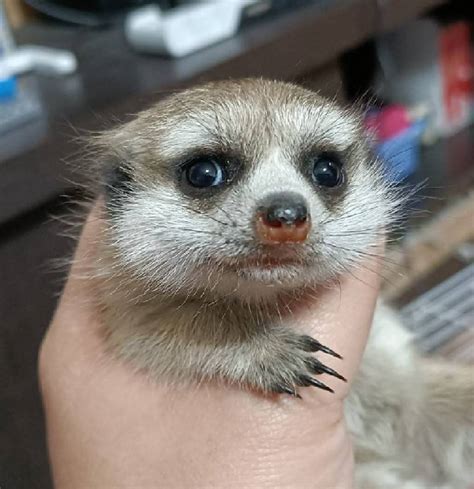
[1,0,18,102]
[0,75,17,100]
[377,120,427,182]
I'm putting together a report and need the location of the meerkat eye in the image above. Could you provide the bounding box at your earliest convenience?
[185,158,225,188]
[312,155,344,188]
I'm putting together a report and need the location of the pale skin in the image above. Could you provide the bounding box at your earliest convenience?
[39,206,382,489]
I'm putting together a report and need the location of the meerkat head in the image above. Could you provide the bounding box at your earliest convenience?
[97,79,398,302]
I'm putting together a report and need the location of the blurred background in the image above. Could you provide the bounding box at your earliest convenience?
[0,0,472,486]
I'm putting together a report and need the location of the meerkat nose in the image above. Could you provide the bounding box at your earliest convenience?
[255,192,311,244]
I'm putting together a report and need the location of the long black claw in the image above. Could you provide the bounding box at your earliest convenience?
[298,375,335,393]
[318,344,343,359]
[274,384,301,398]
[300,336,342,359]
[306,358,347,382]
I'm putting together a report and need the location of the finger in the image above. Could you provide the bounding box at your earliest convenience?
[60,200,105,301]
[287,257,382,399]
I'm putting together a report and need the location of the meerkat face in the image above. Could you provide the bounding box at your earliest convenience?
[100,79,397,301]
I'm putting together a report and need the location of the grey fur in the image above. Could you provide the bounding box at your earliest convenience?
[86,79,473,488]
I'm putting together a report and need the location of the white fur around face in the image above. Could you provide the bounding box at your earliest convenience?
[102,80,401,303]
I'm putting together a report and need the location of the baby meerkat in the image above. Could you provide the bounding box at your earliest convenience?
[88,79,473,488]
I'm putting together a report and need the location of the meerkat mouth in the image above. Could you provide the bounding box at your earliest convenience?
[218,246,309,269]
[217,252,310,275]
[236,256,304,269]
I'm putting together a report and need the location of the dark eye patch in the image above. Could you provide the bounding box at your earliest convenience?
[296,148,350,209]
[298,149,345,184]
[175,151,243,199]
[311,152,345,188]
[184,157,226,188]
[104,164,133,214]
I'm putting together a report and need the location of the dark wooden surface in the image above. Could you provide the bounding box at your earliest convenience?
[0,1,453,487]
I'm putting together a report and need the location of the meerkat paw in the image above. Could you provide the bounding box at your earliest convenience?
[255,333,346,397]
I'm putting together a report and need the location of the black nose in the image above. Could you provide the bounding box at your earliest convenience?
[258,192,309,227]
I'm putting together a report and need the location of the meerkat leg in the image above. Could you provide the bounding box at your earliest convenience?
[102,301,346,396]
[228,328,346,396]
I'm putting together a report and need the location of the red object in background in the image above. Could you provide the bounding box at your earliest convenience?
[440,21,473,126]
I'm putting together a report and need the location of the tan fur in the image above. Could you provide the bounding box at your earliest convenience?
[348,304,474,488]
[83,79,473,487]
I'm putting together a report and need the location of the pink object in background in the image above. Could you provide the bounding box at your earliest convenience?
[364,104,426,181]
[377,104,411,139]
[364,105,411,141]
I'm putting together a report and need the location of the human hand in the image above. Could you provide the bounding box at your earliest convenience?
[39,204,381,489]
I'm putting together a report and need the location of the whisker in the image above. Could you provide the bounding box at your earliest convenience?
[321,240,401,270]
[180,204,231,227]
